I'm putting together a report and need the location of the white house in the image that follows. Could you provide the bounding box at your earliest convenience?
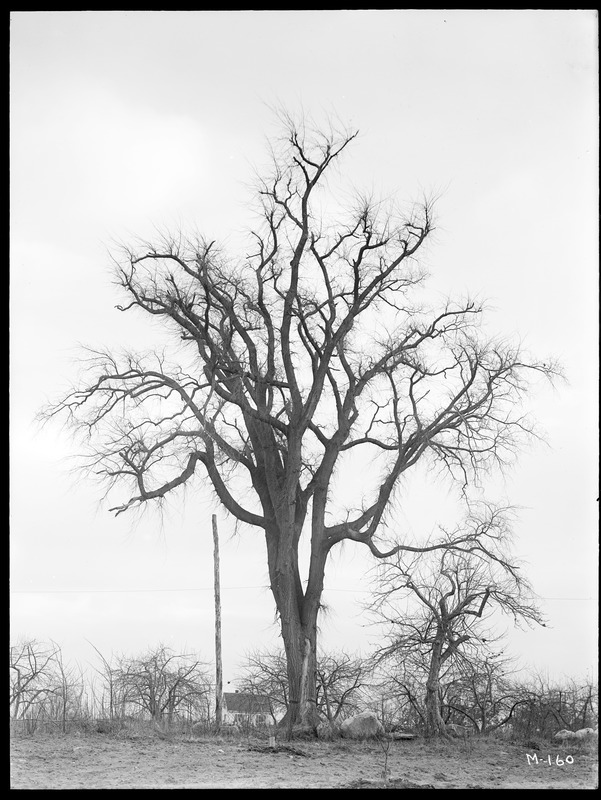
[222,692,277,726]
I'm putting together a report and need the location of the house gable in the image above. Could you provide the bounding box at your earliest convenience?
[223,692,271,715]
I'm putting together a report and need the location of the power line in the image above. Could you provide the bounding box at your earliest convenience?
[10,586,271,595]
[9,586,374,595]
[9,587,595,600]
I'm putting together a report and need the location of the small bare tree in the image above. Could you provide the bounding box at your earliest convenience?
[237,647,371,726]
[10,639,60,721]
[46,642,86,732]
[236,649,289,725]
[444,650,530,734]
[316,651,371,724]
[87,641,131,721]
[371,666,427,732]
[369,505,544,737]
[114,644,210,728]
[509,672,599,739]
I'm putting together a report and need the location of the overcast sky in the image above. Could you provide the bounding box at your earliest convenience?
[10,10,598,688]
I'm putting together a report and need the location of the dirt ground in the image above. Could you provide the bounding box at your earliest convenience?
[10,731,598,790]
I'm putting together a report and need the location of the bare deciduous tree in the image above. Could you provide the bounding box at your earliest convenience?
[114,645,210,727]
[369,506,545,737]
[10,639,60,721]
[117,645,209,726]
[372,662,428,732]
[316,651,371,724]
[47,641,86,733]
[10,639,86,732]
[237,647,370,726]
[510,671,599,739]
[87,640,131,721]
[42,112,558,729]
[236,649,289,725]
[444,650,529,734]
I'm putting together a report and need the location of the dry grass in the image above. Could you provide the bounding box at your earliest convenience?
[10,729,598,789]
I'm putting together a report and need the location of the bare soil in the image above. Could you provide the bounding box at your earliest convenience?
[10,731,598,790]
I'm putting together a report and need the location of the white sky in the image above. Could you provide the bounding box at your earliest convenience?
[10,10,598,688]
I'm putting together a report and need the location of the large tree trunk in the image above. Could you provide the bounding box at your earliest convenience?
[424,638,447,738]
[280,618,319,733]
[273,570,321,733]
[265,524,323,734]
[258,430,330,736]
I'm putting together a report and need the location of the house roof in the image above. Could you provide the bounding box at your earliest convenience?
[223,692,271,714]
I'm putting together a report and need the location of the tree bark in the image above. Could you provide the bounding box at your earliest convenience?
[279,622,319,734]
[212,515,223,730]
[275,582,320,732]
[265,525,323,733]
[424,637,447,738]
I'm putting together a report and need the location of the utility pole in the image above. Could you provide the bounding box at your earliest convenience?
[212,514,223,730]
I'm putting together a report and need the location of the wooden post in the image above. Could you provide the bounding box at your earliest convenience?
[212,514,223,730]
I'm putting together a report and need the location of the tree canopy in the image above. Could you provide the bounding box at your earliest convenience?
[43,113,558,729]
